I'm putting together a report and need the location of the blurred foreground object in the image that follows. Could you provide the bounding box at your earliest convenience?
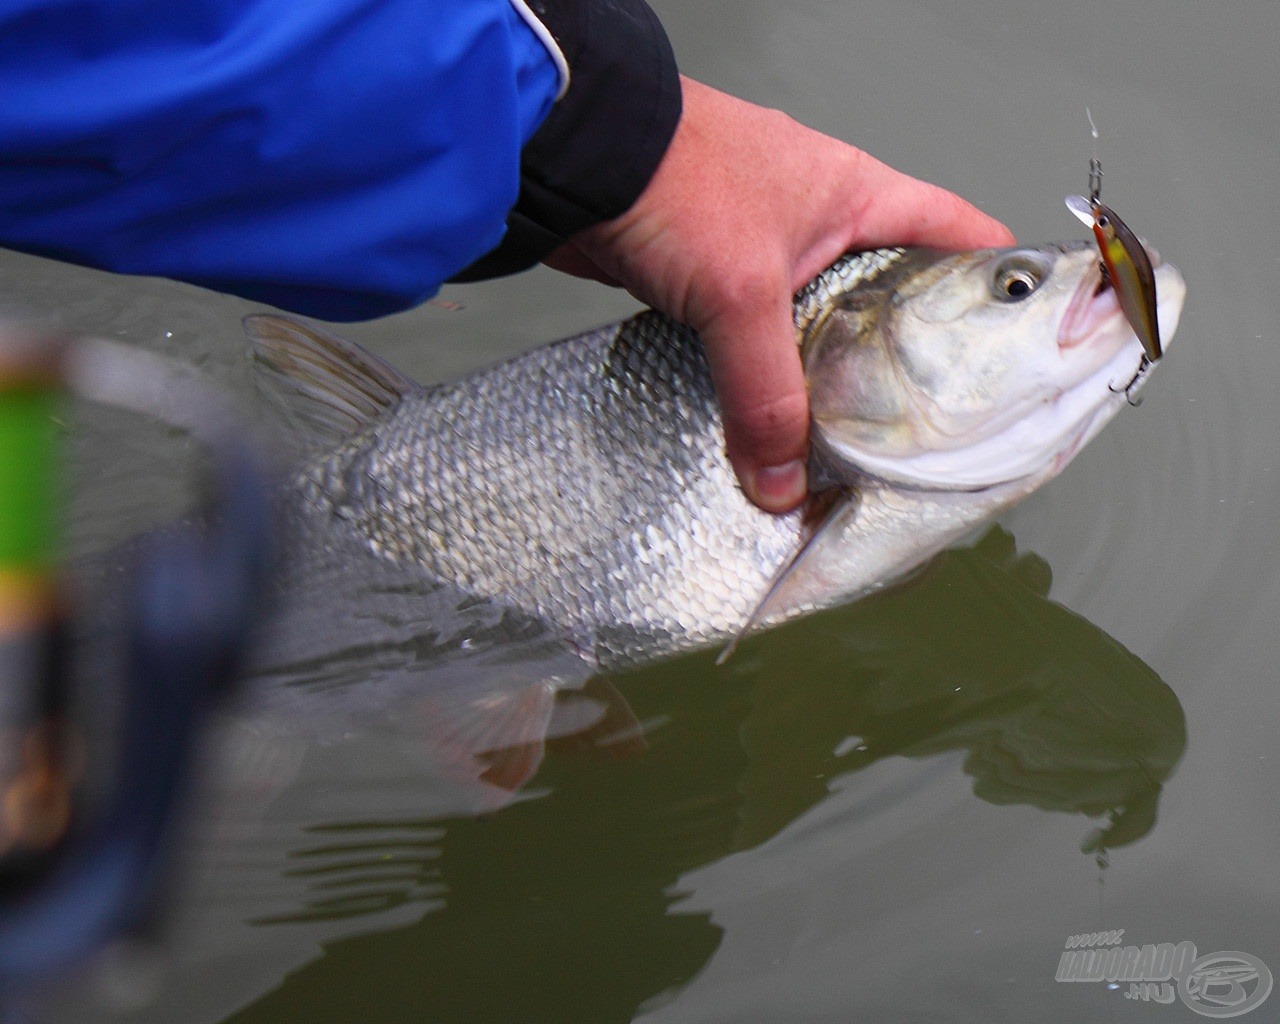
[0,323,272,1013]
[0,326,71,871]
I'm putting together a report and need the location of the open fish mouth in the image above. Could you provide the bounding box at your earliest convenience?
[1059,242,1165,352]
[1059,261,1128,351]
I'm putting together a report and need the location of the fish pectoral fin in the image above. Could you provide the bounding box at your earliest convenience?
[716,487,861,665]
[475,740,547,794]
[243,314,423,448]
[413,679,561,798]
[545,678,648,758]
[414,676,646,796]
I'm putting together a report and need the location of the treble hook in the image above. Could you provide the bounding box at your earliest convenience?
[1109,355,1152,406]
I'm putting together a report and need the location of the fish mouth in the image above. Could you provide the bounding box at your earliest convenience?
[1059,243,1164,351]
[1059,263,1124,350]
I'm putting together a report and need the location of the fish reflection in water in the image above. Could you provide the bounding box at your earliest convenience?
[728,526,1184,854]
[227,510,1185,854]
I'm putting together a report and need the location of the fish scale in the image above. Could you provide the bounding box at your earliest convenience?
[295,309,803,667]
[793,248,909,332]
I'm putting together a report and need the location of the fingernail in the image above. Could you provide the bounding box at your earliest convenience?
[750,460,807,513]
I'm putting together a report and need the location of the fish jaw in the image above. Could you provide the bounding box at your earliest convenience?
[1058,241,1182,355]
[1046,259,1186,468]
[988,256,1187,484]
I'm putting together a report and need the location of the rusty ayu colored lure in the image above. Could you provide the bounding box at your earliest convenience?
[1065,125,1161,402]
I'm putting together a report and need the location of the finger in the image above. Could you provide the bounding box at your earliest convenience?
[698,291,810,514]
[849,161,1016,252]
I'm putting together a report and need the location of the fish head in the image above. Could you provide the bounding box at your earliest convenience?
[804,242,1186,490]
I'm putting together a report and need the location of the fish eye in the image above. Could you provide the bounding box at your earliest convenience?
[992,257,1045,302]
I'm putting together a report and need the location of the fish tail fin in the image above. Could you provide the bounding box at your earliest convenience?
[243,314,422,450]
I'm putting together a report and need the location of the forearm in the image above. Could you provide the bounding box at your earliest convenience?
[0,0,679,320]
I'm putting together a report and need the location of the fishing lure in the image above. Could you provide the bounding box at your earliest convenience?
[1066,189,1162,366]
[1065,118,1162,367]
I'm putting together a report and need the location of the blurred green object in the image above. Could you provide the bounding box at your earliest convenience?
[0,327,62,629]
[0,385,59,569]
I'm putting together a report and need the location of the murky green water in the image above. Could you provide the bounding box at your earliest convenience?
[5,0,1280,1020]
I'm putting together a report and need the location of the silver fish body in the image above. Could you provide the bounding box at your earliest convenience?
[250,242,1186,671]
[278,307,805,669]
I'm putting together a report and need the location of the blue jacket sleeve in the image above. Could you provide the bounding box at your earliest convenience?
[452,0,681,283]
[0,0,678,320]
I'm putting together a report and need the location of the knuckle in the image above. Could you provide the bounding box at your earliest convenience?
[704,263,789,317]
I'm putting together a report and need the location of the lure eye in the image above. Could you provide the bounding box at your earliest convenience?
[992,257,1045,302]
[1096,213,1111,229]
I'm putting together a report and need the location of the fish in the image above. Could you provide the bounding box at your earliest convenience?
[246,240,1187,673]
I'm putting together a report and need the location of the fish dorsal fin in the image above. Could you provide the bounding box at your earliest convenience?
[717,487,861,664]
[243,314,422,449]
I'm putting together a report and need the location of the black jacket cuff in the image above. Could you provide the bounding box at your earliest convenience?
[450,0,681,282]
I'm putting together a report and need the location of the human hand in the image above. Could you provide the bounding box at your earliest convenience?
[543,76,1015,513]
